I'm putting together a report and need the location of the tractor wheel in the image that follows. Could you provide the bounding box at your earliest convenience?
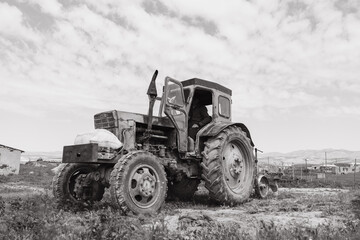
[255,175,270,198]
[201,126,254,205]
[110,151,167,215]
[168,177,200,201]
[270,180,279,192]
[52,163,105,207]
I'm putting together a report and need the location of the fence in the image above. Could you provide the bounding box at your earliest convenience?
[280,170,360,188]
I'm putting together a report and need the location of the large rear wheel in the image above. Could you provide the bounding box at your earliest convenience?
[201,126,254,205]
[110,151,167,215]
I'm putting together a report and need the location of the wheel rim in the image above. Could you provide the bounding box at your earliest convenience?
[68,167,90,201]
[222,140,249,192]
[66,166,102,202]
[128,164,161,209]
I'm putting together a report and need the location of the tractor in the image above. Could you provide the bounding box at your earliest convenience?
[52,71,273,215]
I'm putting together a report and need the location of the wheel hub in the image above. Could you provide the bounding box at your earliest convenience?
[128,165,161,208]
[256,176,270,198]
[229,154,243,178]
[139,175,156,197]
[223,142,246,190]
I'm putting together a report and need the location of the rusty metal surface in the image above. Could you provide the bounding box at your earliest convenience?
[198,121,230,137]
[95,110,174,129]
[63,143,98,163]
[119,120,136,150]
[164,105,188,152]
[164,77,188,152]
[115,111,174,128]
[182,78,232,96]
[62,143,115,164]
[94,111,118,129]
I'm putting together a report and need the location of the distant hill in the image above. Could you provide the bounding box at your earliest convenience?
[21,148,360,166]
[258,149,360,167]
[21,151,62,163]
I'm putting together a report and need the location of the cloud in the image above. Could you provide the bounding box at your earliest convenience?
[0,2,42,43]
[1,0,360,120]
[28,0,63,17]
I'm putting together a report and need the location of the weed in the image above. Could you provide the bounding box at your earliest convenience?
[2,162,360,239]
[0,164,9,169]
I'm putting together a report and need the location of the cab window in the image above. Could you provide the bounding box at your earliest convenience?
[218,96,230,118]
[167,82,184,107]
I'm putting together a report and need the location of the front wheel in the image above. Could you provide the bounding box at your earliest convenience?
[201,126,254,205]
[110,151,167,215]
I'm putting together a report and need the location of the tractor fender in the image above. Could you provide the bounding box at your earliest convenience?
[195,122,254,156]
[197,122,254,145]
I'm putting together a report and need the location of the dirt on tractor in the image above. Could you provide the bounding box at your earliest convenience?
[52,72,277,216]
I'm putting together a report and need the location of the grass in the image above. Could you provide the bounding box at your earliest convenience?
[2,161,57,189]
[2,162,360,239]
[280,172,360,189]
[0,195,166,240]
[1,193,360,240]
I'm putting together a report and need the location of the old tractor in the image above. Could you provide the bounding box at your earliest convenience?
[53,71,273,214]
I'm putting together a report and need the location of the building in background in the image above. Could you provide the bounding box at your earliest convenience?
[334,163,352,174]
[350,163,360,173]
[319,164,339,174]
[0,144,24,175]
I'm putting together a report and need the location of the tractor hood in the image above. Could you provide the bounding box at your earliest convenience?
[94,110,174,128]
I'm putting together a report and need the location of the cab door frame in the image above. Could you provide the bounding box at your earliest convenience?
[163,77,188,152]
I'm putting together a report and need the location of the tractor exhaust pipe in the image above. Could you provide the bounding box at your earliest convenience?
[146,70,158,132]
[142,70,158,148]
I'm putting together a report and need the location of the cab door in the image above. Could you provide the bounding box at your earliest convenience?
[164,77,188,152]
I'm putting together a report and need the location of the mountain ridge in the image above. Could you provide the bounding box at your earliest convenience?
[21,148,360,165]
[259,148,360,166]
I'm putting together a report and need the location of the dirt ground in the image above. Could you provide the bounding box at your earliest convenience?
[1,179,356,238]
[0,182,47,198]
[164,187,354,237]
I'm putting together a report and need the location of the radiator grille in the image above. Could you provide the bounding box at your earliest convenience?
[94,111,117,129]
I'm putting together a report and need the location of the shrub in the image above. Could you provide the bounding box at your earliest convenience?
[0,164,9,169]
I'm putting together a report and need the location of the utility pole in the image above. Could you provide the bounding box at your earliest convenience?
[325,152,327,180]
[292,162,295,179]
[354,159,357,189]
[305,158,308,179]
[325,152,327,167]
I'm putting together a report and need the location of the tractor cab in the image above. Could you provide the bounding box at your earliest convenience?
[163,77,233,154]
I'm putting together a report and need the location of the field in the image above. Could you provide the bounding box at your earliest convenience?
[1,161,360,239]
[279,171,360,189]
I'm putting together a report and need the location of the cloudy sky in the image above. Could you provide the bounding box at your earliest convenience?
[0,0,359,153]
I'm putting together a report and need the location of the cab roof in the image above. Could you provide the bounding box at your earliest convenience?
[181,78,232,96]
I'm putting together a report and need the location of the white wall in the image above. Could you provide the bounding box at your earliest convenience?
[0,148,21,175]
